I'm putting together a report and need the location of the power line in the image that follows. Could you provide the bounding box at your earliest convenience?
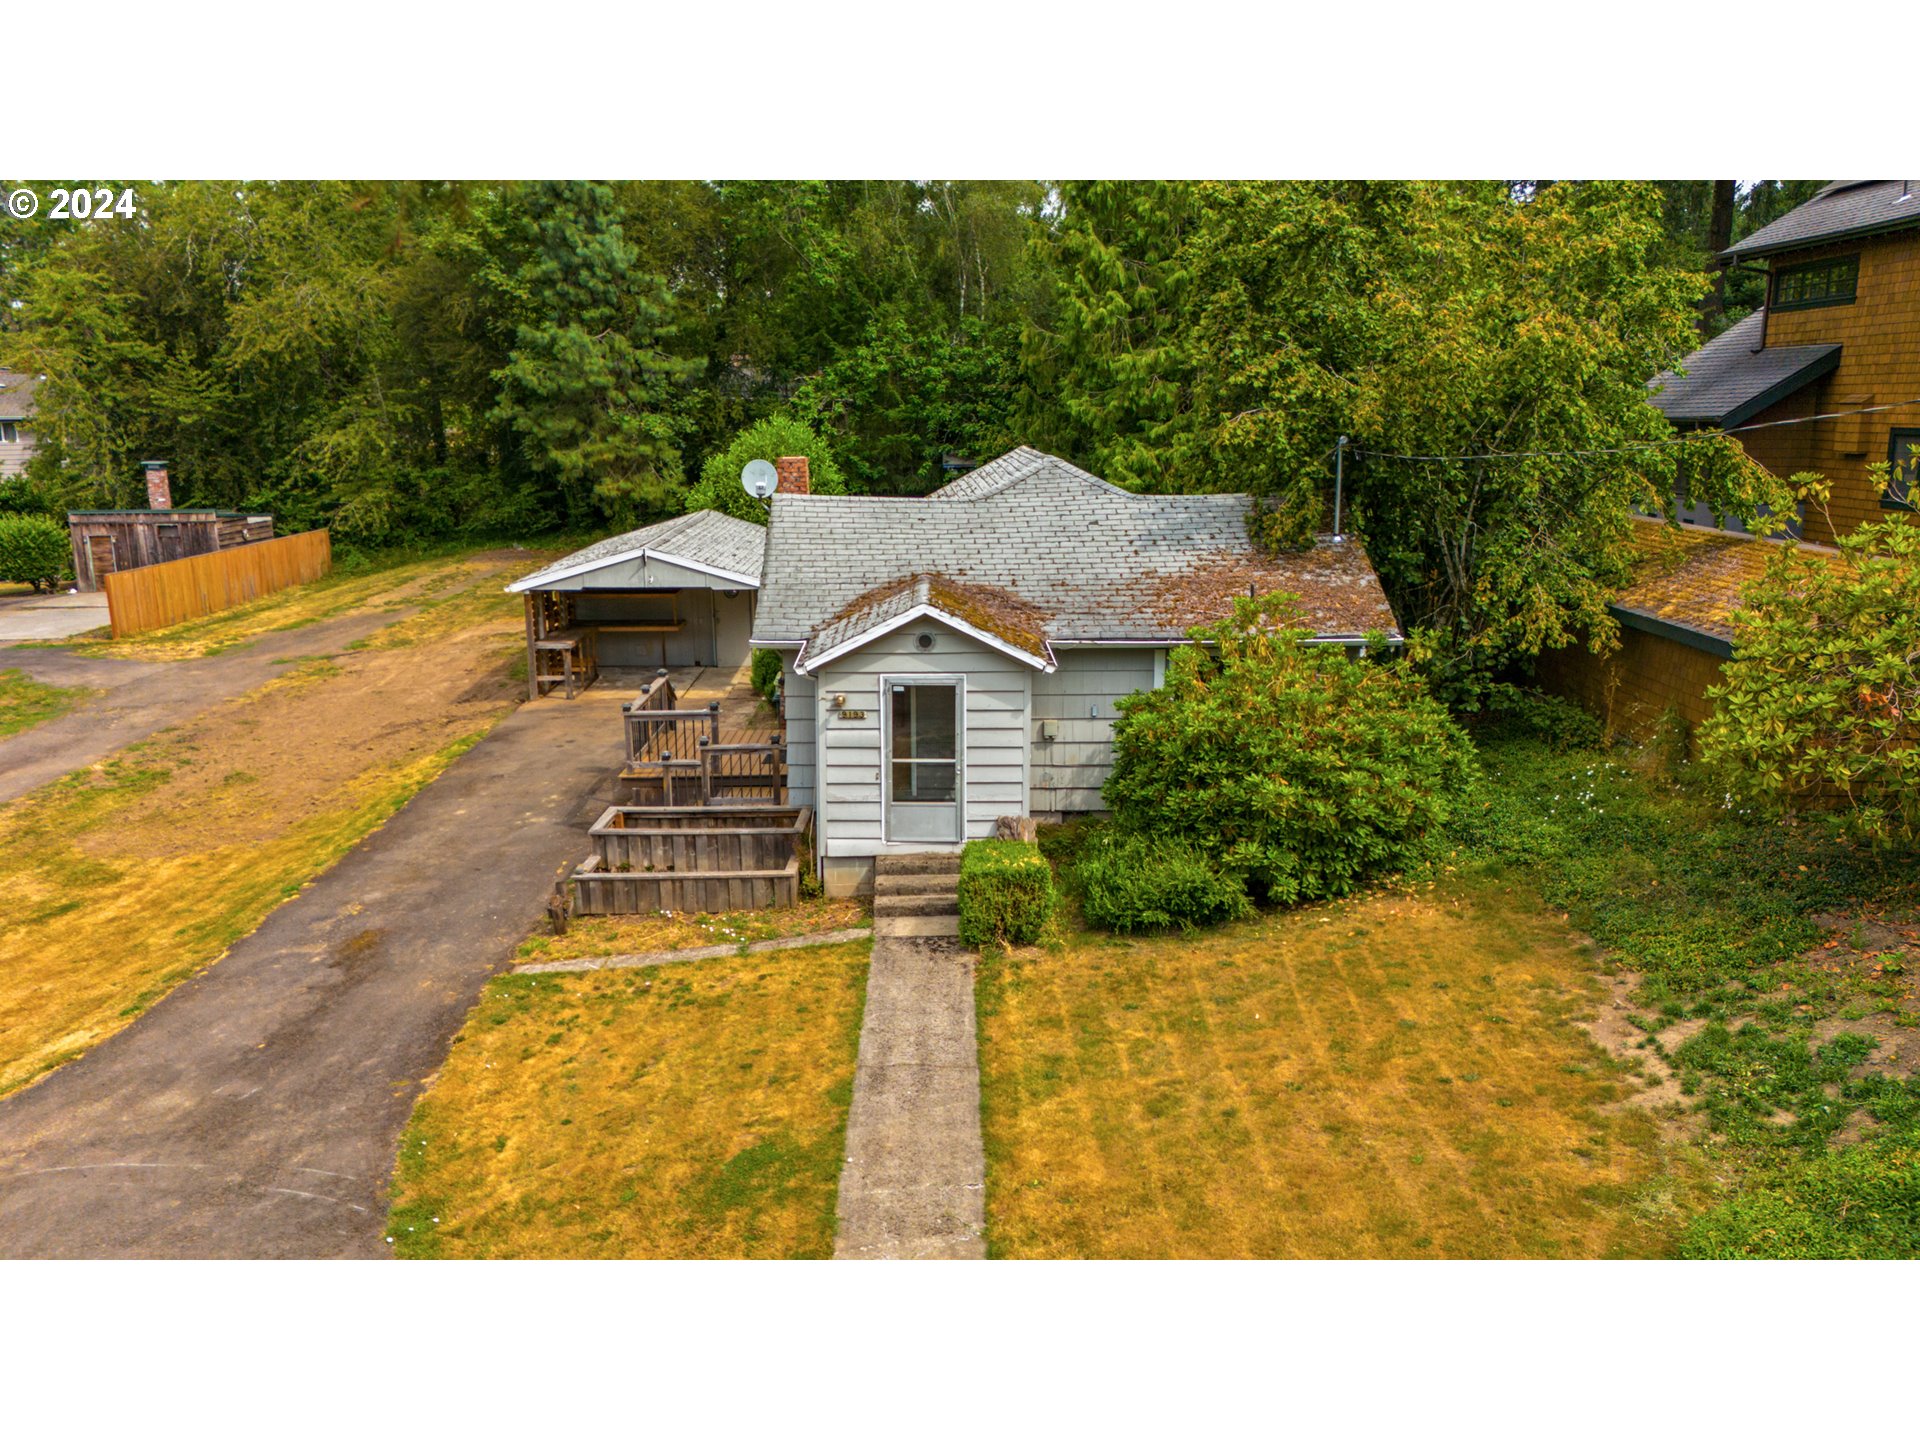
[1349,395,1920,464]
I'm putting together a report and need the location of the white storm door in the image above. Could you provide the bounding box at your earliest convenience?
[884,678,962,844]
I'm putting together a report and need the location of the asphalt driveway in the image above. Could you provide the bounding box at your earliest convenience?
[0,689,626,1258]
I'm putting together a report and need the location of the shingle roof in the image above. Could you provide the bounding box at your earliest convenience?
[505,509,765,592]
[1648,310,1840,427]
[928,445,1133,501]
[1612,515,1836,649]
[1724,181,1920,260]
[0,370,40,420]
[753,447,1403,649]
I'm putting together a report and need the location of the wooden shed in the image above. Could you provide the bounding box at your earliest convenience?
[68,509,275,591]
[505,509,766,699]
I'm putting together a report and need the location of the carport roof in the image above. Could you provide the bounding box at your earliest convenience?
[506,509,766,593]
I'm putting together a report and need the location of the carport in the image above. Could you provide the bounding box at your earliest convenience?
[505,510,765,699]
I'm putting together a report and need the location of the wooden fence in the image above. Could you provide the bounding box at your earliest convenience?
[103,529,332,638]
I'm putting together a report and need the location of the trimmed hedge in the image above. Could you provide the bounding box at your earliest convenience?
[957,838,1055,948]
[0,514,70,593]
[1077,832,1252,933]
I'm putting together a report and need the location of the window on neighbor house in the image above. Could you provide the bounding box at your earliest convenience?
[1886,430,1920,510]
[1772,254,1859,311]
[0,422,16,444]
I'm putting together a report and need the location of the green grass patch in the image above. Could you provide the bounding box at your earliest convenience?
[0,668,91,739]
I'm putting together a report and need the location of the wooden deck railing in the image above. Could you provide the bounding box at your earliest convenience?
[700,742,786,805]
[622,671,721,767]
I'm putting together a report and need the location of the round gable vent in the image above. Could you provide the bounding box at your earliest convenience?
[916,631,936,651]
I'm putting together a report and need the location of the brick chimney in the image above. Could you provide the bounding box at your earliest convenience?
[142,460,172,511]
[774,455,810,496]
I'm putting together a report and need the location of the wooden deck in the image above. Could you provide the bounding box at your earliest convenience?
[616,664,784,806]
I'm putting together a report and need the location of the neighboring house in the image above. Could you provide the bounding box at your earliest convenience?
[1534,515,1837,738]
[0,370,39,478]
[1545,181,1920,737]
[506,509,765,696]
[751,445,1403,896]
[1651,179,1920,541]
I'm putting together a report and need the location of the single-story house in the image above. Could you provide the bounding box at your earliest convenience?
[0,370,40,478]
[751,445,1404,896]
[506,509,765,697]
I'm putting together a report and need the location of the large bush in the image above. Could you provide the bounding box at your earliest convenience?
[1105,594,1478,904]
[682,414,849,522]
[1076,832,1251,933]
[0,514,71,592]
[1701,512,1920,846]
[957,839,1056,948]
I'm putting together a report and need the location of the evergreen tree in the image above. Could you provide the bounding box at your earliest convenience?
[1019,181,1201,491]
[492,181,701,524]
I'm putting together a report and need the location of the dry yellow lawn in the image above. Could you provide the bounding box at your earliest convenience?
[387,941,870,1259]
[0,557,528,1095]
[977,881,1697,1258]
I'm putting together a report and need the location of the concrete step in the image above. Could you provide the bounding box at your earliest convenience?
[874,851,962,877]
[874,872,960,898]
[875,892,959,918]
[874,913,961,939]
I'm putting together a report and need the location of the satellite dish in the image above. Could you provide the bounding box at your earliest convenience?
[741,459,778,500]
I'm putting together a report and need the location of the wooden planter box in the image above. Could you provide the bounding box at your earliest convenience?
[567,805,813,915]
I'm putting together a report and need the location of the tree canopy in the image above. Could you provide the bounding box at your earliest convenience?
[0,177,1814,679]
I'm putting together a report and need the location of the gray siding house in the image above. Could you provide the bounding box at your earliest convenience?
[752,446,1403,896]
[0,371,39,478]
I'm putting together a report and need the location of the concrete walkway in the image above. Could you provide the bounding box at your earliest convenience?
[0,606,413,806]
[0,689,627,1258]
[833,932,988,1259]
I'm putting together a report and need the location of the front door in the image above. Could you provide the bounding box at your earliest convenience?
[885,678,962,844]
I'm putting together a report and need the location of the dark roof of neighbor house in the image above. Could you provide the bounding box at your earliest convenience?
[1724,181,1920,260]
[1611,515,1836,652]
[505,509,766,593]
[0,370,40,420]
[753,446,1403,654]
[1647,310,1841,427]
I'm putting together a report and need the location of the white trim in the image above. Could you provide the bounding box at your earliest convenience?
[505,545,759,594]
[794,603,1056,676]
[880,672,966,847]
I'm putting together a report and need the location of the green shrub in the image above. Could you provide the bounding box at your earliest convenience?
[957,839,1055,948]
[1076,833,1251,933]
[750,647,783,705]
[1680,1143,1920,1259]
[1105,594,1479,905]
[682,414,850,523]
[0,514,71,592]
[1700,510,1920,845]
